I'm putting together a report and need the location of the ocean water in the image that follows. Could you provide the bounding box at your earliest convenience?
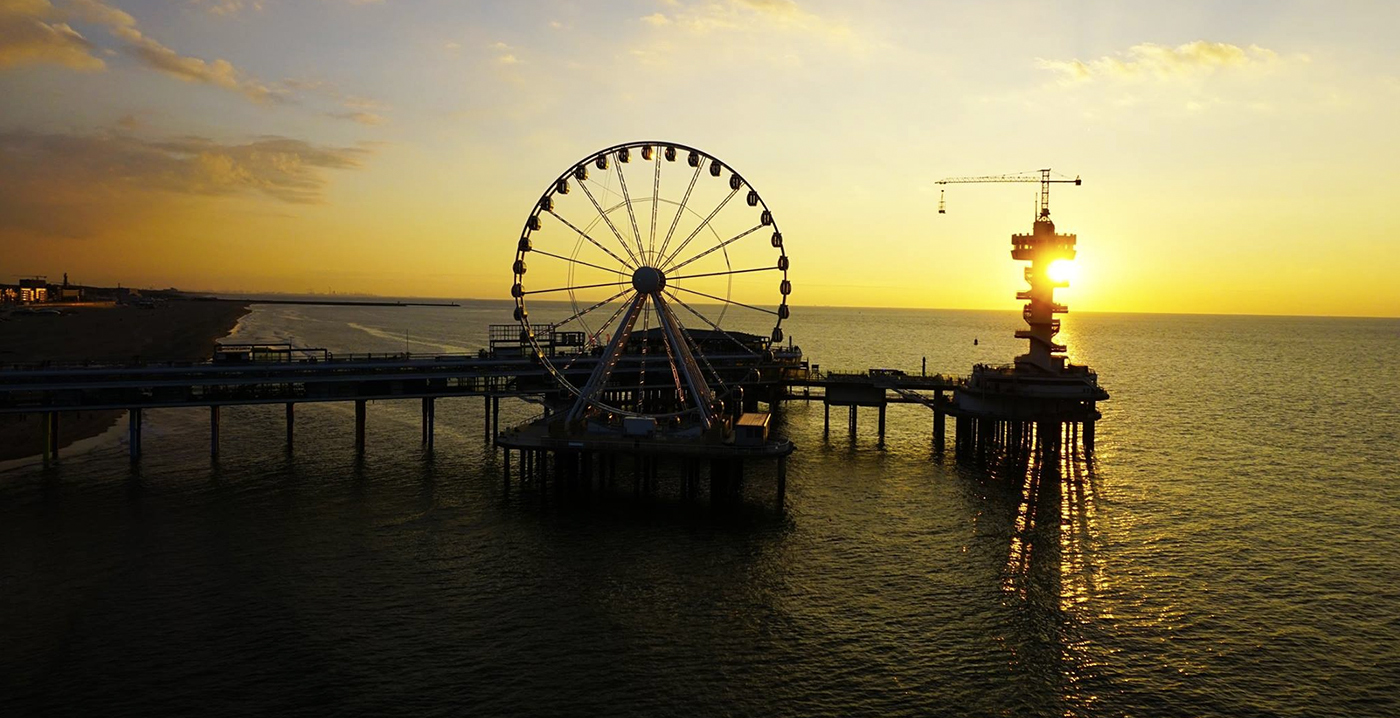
[2,302,1397,717]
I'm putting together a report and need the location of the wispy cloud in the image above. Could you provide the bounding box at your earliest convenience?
[1038,41,1283,83]
[0,0,103,70]
[0,128,374,238]
[328,111,386,125]
[640,0,852,42]
[1,0,285,102]
[190,0,382,15]
[188,0,266,16]
[490,40,519,65]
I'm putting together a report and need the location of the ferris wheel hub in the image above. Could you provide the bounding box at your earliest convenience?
[631,266,666,294]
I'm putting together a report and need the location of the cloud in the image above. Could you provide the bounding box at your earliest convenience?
[0,129,372,238]
[189,1,267,17]
[0,0,103,70]
[191,0,380,14]
[640,0,852,41]
[119,26,280,102]
[1038,41,1282,83]
[1,0,283,102]
[489,40,519,65]
[329,111,386,125]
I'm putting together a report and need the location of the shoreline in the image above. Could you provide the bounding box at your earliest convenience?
[0,300,251,462]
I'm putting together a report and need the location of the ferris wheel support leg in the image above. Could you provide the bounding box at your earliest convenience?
[567,293,648,425]
[652,294,716,430]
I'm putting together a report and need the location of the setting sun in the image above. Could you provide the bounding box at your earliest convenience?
[1048,259,1076,285]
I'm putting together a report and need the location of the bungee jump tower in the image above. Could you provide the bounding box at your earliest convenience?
[938,170,1109,474]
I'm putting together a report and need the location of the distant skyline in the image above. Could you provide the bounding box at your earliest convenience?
[2,0,1398,317]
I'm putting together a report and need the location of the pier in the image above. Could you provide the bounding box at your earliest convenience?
[2,149,1108,511]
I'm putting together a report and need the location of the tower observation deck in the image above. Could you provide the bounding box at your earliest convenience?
[1012,217,1075,372]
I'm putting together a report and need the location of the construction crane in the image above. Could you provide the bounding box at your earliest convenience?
[937,169,1081,220]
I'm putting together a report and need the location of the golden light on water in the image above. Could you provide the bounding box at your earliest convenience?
[1048,259,1077,285]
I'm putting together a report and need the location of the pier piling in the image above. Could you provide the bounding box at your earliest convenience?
[354,399,367,452]
[43,411,59,464]
[285,402,294,450]
[421,397,435,449]
[776,455,788,509]
[210,405,220,458]
[127,408,142,461]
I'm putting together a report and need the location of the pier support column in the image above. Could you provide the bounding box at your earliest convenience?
[934,411,946,451]
[285,403,294,450]
[823,403,830,440]
[354,399,367,452]
[483,395,492,442]
[44,412,59,464]
[503,448,511,486]
[1083,420,1095,453]
[877,404,887,447]
[848,405,857,440]
[127,408,142,461]
[421,397,435,450]
[210,405,220,458]
[492,396,500,446]
[776,454,787,509]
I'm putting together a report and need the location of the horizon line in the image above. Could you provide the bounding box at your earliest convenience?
[189,289,1400,321]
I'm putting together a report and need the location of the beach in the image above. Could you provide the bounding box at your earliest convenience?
[0,300,249,461]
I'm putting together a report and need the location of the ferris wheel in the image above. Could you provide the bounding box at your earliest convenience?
[511,141,790,429]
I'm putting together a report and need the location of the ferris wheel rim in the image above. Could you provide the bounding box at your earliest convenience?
[510,140,789,421]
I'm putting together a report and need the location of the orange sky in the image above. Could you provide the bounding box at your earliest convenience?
[1,0,1397,317]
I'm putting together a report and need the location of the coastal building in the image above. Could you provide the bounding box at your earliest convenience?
[19,277,48,303]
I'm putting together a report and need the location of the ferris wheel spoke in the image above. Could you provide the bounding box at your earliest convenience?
[522,279,631,295]
[667,266,780,282]
[670,285,779,316]
[614,162,648,262]
[649,152,661,257]
[670,304,728,392]
[662,289,760,355]
[659,187,739,269]
[656,163,703,263]
[551,286,633,330]
[546,209,635,271]
[578,180,644,268]
[530,248,627,276]
[665,224,764,273]
[557,293,636,374]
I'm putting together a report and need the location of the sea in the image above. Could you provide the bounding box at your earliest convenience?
[2,302,1397,718]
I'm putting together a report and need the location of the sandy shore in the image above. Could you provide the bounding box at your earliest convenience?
[0,300,250,461]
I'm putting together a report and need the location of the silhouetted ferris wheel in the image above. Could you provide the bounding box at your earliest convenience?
[511,141,790,428]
